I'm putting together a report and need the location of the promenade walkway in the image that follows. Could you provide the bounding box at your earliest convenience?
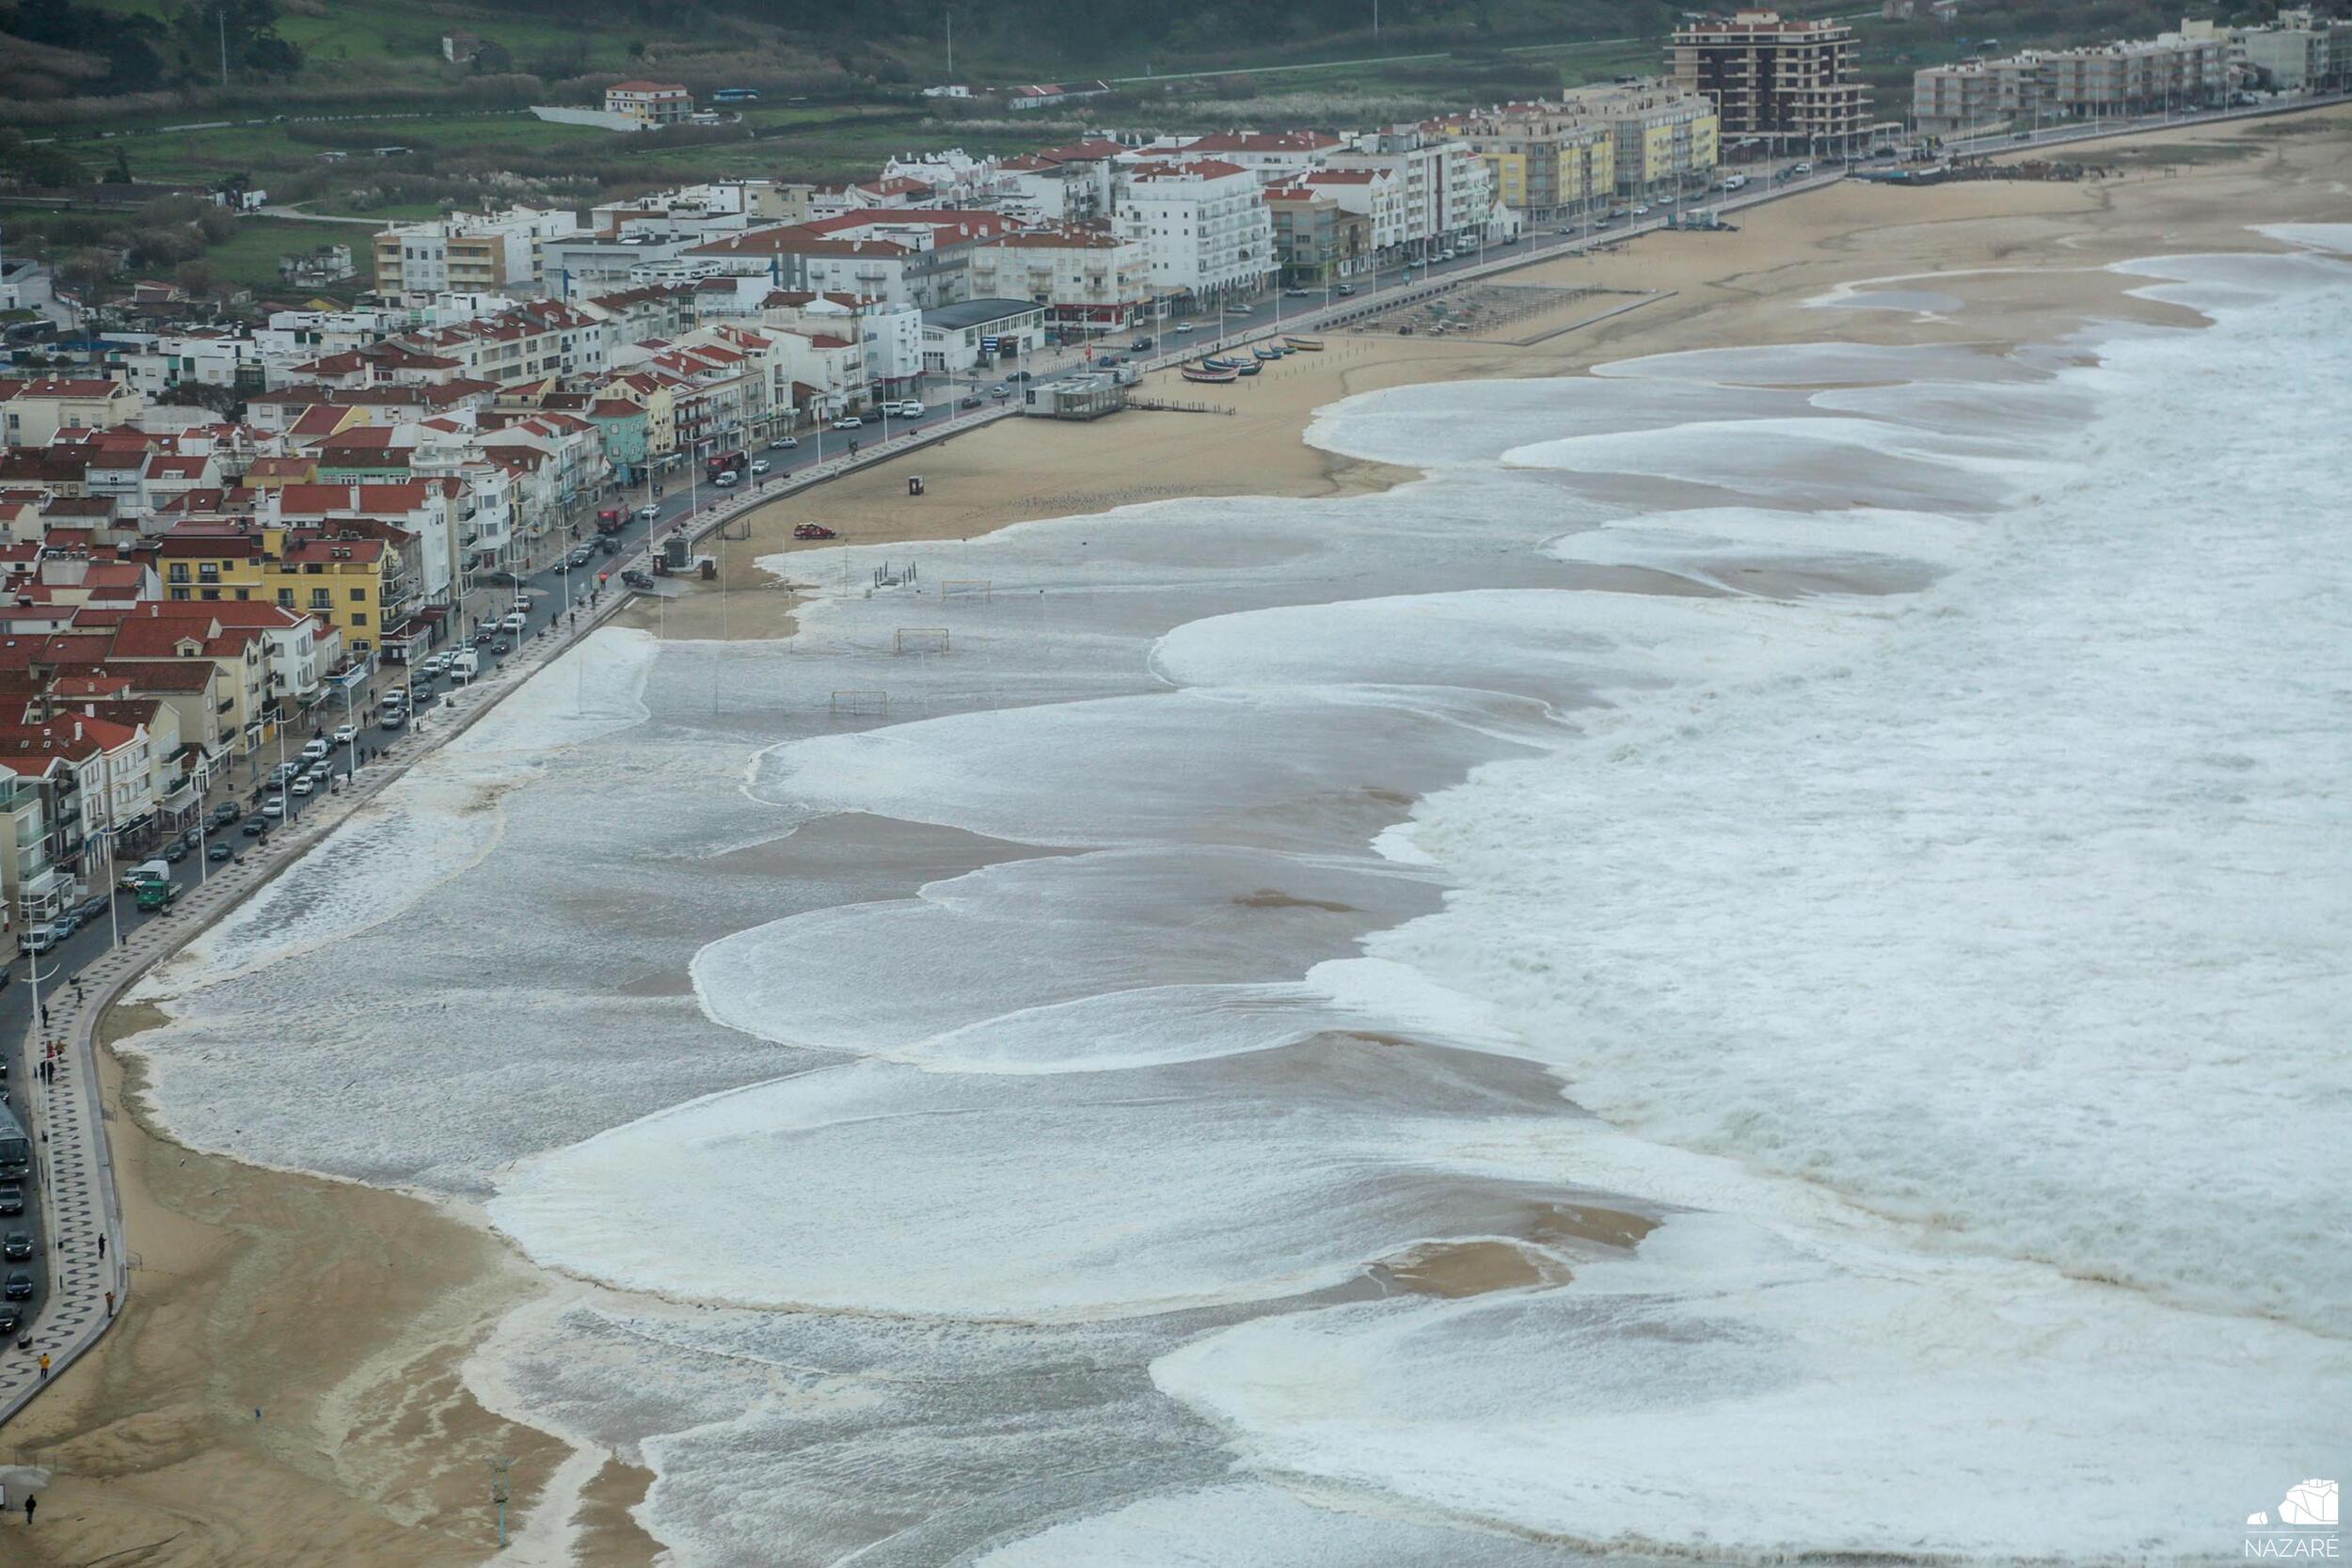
[0,590,631,1429]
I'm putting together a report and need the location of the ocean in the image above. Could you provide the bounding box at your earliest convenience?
[129,230,2350,1563]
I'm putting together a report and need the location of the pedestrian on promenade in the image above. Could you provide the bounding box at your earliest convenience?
[38,1352,49,1380]
[22,1494,32,1527]
[98,1233,105,1259]
[106,1290,115,1316]
[38,1003,47,1028]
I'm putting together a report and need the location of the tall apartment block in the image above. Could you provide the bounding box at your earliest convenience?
[1670,8,1871,155]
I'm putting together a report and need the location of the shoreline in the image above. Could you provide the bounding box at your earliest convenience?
[7,103,2346,1567]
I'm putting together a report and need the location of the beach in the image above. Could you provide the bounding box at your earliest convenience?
[7,105,2346,1567]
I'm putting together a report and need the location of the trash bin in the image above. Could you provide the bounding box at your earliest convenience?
[909,476,926,497]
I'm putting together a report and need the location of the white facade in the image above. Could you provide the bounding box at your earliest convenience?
[1113,161,1277,300]
[1325,129,1490,255]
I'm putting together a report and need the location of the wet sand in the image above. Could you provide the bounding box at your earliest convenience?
[10,103,2346,1566]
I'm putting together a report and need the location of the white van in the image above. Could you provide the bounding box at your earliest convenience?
[450,650,479,682]
[1722,172,1749,191]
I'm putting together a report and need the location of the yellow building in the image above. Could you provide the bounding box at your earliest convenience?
[156,523,405,657]
[600,371,679,459]
[1444,82,1713,218]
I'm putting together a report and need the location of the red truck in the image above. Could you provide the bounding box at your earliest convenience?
[596,508,626,534]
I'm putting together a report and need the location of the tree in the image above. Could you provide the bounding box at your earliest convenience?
[167,0,304,83]
[0,130,85,190]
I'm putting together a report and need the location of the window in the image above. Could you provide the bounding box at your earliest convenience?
[278,589,294,607]
[310,590,331,609]
[351,613,367,627]
[199,587,220,601]
[169,587,191,602]
[349,587,366,602]
[168,563,189,584]
[234,589,249,601]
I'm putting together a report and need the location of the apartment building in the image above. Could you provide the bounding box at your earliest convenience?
[1114,159,1279,301]
[1263,189,1374,286]
[373,208,584,306]
[1,378,145,448]
[1323,128,1492,258]
[2039,35,2233,119]
[605,81,693,128]
[1913,55,2047,135]
[1670,8,1870,154]
[1296,167,1408,255]
[2238,11,2352,91]
[967,226,1151,333]
[1439,106,1618,223]
[153,520,408,657]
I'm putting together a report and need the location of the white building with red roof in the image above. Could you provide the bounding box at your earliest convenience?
[968,225,1151,333]
[1113,159,1278,302]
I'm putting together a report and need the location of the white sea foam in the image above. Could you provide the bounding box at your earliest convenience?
[1374,281,2352,1335]
[1155,1211,2349,1560]
[486,1046,1589,1320]
[119,233,2347,1567]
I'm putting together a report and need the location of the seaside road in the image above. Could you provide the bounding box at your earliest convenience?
[0,544,684,1430]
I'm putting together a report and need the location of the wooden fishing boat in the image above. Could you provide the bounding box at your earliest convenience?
[1284,336,1324,351]
[1181,364,1239,383]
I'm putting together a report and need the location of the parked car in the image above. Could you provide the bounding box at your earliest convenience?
[621,569,655,590]
[1791,160,1814,175]
[291,775,315,798]
[639,502,662,521]
[0,1306,19,1336]
[750,459,771,475]
[208,842,233,863]
[380,709,406,730]
[242,816,269,836]
[989,386,1012,400]
[712,471,739,487]
[485,570,521,586]
[1284,287,1311,297]
[770,436,799,450]
[833,416,864,430]
[3,1272,31,1301]
[473,626,496,646]
[1130,336,1154,350]
[959,395,983,409]
[71,895,110,925]
[598,535,621,557]
[491,640,513,656]
[301,737,331,762]
[1,1232,31,1262]
[162,839,190,863]
[1336,284,1355,296]
[1007,372,1032,382]
[210,801,239,828]
[501,612,528,632]
[262,799,286,820]
[793,523,838,541]
[1172,324,1197,335]
[552,558,576,575]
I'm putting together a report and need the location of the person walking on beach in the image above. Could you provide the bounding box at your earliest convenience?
[22,1494,33,1527]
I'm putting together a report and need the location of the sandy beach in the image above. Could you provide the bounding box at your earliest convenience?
[6,104,2345,1566]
